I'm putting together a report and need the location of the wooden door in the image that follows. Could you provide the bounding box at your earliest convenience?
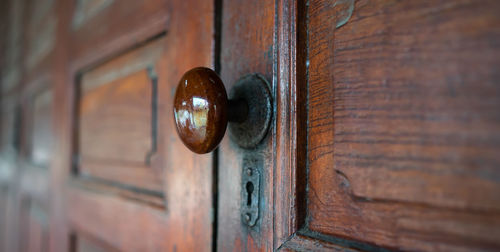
[218,0,500,251]
[284,0,500,250]
[1,0,216,251]
[2,0,500,251]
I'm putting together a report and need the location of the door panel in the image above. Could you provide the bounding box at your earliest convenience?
[70,0,168,65]
[2,0,500,251]
[76,38,164,193]
[30,89,53,168]
[72,233,117,252]
[21,201,49,252]
[277,0,500,251]
[24,0,56,73]
[51,0,216,250]
[2,0,24,95]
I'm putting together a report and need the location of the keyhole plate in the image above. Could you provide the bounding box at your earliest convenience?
[241,156,261,226]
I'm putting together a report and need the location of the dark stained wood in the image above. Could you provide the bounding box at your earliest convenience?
[304,0,500,250]
[73,233,118,252]
[274,0,309,249]
[66,186,172,251]
[4,0,217,250]
[0,0,10,97]
[0,0,56,251]
[174,67,228,154]
[279,234,360,252]
[17,152,51,252]
[154,0,216,248]
[77,37,165,192]
[69,0,168,68]
[24,201,50,252]
[23,0,56,73]
[72,0,115,30]
[47,1,74,250]
[29,89,53,167]
[48,0,216,250]
[1,0,24,96]
[0,188,7,250]
[3,0,500,251]
[217,0,275,250]
[0,95,20,157]
[216,0,310,250]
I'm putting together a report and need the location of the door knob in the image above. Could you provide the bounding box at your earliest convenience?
[173,67,272,154]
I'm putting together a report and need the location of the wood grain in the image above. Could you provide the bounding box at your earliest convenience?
[47,1,74,250]
[307,0,500,250]
[218,0,275,250]
[25,201,50,252]
[66,187,172,251]
[30,89,53,167]
[73,233,118,252]
[50,0,216,250]
[0,0,11,95]
[0,189,7,250]
[0,0,56,251]
[1,0,24,95]
[77,38,164,192]
[274,0,309,249]
[3,0,499,251]
[69,0,168,71]
[279,234,360,252]
[24,0,56,72]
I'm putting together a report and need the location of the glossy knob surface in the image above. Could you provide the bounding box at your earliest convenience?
[173,67,228,154]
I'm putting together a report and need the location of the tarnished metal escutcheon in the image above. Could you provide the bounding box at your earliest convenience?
[229,74,272,149]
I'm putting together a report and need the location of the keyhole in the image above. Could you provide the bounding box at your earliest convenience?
[246,182,254,206]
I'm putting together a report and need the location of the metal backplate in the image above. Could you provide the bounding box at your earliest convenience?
[241,156,261,227]
[229,74,272,149]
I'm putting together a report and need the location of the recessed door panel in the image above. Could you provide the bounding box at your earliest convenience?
[305,0,500,250]
[20,200,49,252]
[30,89,53,168]
[72,233,117,252]
[76,38,164,193]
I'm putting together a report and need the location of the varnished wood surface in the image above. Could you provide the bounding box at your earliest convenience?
[47,1,75,250]
[2,0,500,251]
[1,0,24,96]
[69,0,168,68]
[217,0,275,250]
[0,189,7,250]
[64,0,216,250]
[0,0,9,94]
[30,89,53,167]
[307,0,500,250]
[1,0,216,251]
[279,234,360,252]
[274,0,309,250]
[24,201,50,252]
[77,38,164,192]
[0,0,56,251]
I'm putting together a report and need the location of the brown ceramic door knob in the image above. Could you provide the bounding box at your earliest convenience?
[174,67,272,154]
[174,67,244,154]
